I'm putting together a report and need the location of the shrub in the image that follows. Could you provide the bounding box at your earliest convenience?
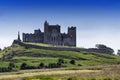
[20,63,27,70]
[70,60,75,65]
[95,44,114,54]
[56,62,61,67]
[90,78,96,80]
[0,67,11,72]
[39,62,45,68]
[20,63,37,70]
[78,64,82,66]
[48,63,57,68]
[48,63,61,68]
[117,62,120,64]
[9,62,15,68]
[7,62,15,71]
[67,77,77,80]
[58,58,64,64]
[26,66,37,69]
[103,78,112,80]
[0,63,16,72]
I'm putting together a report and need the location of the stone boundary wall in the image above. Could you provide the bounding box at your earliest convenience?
[13,40,109,54]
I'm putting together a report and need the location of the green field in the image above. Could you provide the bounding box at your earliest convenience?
[0,43,120,70]
[0,65,120,80]
[0,42,120,80]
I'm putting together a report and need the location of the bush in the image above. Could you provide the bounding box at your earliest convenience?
[0,67,11,72]
[7,62,15,71]
[26,66,37,69]
[78,64,82,66]
[39,62,45,68]
[48,63,57,68]
[58,58,64,64]
[67,77,77,80]
[70,60,75,65]
[0,63,16,72]
[20,63,37,70]
[56,62,61,67]
[117,62,120,64]
[9,62,15,68]
[48,63,62,68]
[20,63,27,70]
[95,44,114,54]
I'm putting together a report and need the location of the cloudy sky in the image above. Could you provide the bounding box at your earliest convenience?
[0,0,120,53]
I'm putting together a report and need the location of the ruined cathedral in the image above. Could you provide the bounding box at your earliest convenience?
[22,21,76,46]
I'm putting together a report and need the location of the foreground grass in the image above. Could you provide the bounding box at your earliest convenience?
[20,64,120,80]
[0,65,120,80]
[0,69,99,80]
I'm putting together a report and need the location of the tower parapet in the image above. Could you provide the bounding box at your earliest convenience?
[68,26,76,46]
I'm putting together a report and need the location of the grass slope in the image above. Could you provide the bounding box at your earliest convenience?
[0,42,120,69]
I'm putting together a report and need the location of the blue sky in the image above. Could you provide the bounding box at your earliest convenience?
[0,0,120,53]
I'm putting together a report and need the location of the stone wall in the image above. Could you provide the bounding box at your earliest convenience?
[13,40,111,54]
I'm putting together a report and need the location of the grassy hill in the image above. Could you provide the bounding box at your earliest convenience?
[0,42,120,71]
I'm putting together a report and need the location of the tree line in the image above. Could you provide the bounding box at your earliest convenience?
[0,58,76,72]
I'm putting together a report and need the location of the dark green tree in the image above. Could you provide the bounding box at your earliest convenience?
[20,63,27,69]
[70,60,75,65]
[48,63,58,68]
[9,62,15,68]
[8,62,15,71]
[58,58,64,64]
[95,44,114,54]
[39,62,45,68]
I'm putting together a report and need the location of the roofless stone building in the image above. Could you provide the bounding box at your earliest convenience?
[22,21,76,46]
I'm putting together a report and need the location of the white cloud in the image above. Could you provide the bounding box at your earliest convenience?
[77,30,120,54]
[0,37,13,49]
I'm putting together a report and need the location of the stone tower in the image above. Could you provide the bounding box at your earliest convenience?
[18,31,21,41]
[44,20,49,43]
[68,27,76,46]
[44,20,61,45]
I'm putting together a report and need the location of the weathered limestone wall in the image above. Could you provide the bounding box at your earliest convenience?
[13,40,111,54]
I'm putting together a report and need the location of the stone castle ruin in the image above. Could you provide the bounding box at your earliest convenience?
[22,21,76,46]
